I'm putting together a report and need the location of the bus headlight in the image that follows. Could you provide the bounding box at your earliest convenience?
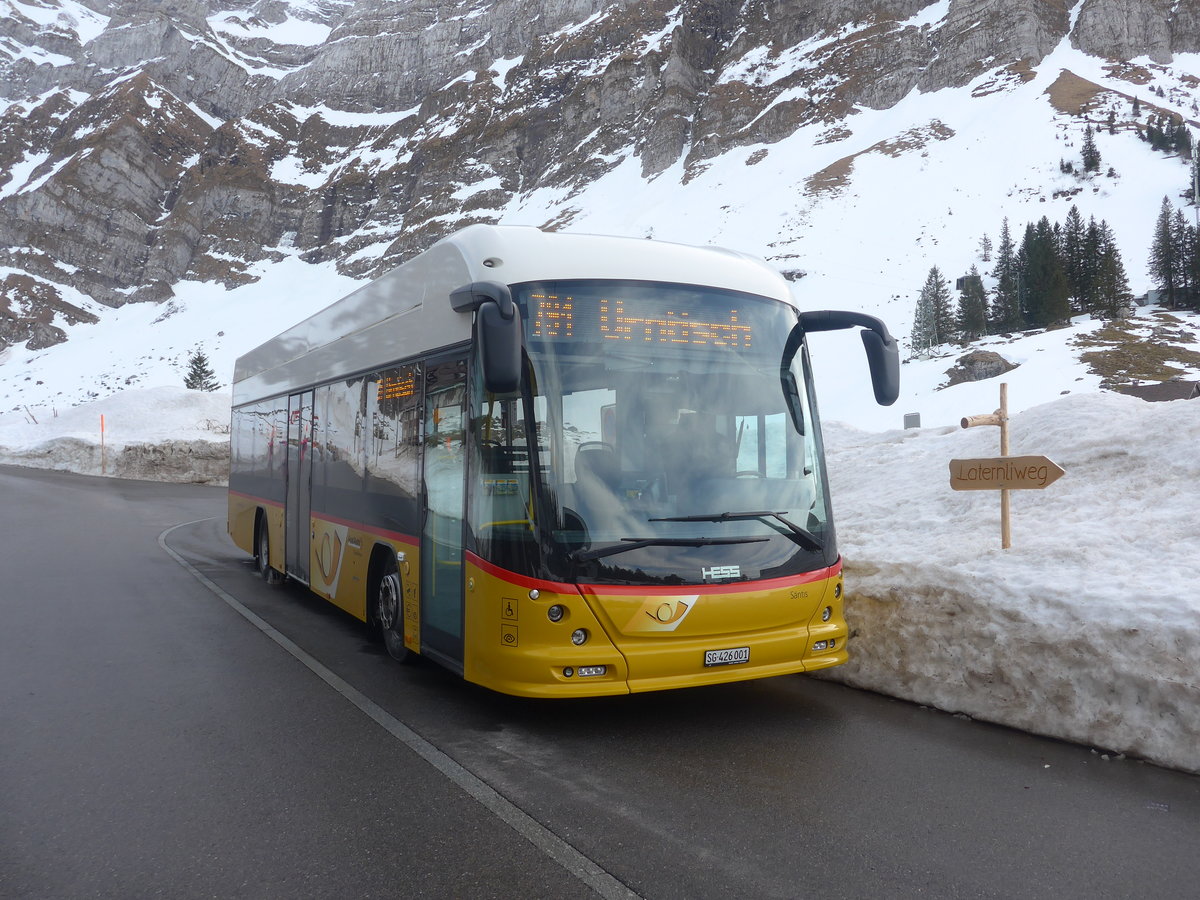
[547,604,565,623]
[571,628,589,646]
[822,606,832,622]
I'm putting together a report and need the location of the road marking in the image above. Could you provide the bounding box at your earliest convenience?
[159,518,640,900]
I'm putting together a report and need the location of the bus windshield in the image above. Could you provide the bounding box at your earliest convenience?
[468,280,836,586]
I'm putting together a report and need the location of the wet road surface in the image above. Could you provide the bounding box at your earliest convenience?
[2,465,1198,899]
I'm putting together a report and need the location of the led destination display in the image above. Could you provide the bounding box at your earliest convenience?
[528,290,754,350]
[378,371,416,400]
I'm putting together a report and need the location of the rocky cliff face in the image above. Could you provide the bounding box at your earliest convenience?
[1,0,1198,352]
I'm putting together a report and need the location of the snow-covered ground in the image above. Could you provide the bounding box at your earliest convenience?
[0,386,230,481]
[820,390,1200,775]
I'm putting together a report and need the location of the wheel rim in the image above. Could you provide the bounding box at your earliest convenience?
[378,571,407,660]
[378,573,401,631]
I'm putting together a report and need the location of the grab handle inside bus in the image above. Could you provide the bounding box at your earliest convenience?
[450,281,522,394]
[784,310,900,407]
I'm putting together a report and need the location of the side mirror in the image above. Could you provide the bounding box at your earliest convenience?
[788,310,900,406]
[859,327,900,407]
[450,281,522,394]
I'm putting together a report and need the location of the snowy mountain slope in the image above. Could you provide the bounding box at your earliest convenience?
[3,0,1200,347]
[5,6,1200,427]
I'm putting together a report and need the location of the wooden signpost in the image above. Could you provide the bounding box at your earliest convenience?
[949,384,1064,549]
[949,456,1065,492]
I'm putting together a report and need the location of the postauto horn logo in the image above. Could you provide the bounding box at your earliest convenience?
[624,596,698,633]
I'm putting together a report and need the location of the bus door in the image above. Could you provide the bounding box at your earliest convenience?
[420,356,468,667]
[285,389,314,583]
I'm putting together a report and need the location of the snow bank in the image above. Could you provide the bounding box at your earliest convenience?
[821,391,1200,774]
[0,387,231,483]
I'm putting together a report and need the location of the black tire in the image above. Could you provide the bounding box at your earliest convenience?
[256,519,283,585]
[375,558,410,663]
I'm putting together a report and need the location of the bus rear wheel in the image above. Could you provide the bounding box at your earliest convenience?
[256,519,283,585]
[376,561,409,663]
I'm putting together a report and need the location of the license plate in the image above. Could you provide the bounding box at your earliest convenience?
[704,646,750,667]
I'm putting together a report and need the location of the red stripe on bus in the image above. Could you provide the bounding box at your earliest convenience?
[229,492,418,547]
[576,561,841,596]
[465,552,580,594]
[311,512,419,548]
[466,552,841,596]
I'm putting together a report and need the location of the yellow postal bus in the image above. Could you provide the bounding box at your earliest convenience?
[228,225,898,696]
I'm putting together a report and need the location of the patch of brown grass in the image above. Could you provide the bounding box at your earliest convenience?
[1045,70,1104,116]
[804,122,955,197]
[1073,317,1200,386]
[804,155,855,197]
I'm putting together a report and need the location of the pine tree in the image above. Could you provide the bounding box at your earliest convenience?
[184,349,220,392]
[910,275,937,356]
[928,266,956,344]
[1148,123,1166,151]
[979,233,993,262]
[956,266,989,341]
[1083,217,1105,314]
[1081,124,1102,172]
[1092,221,1133,319]
[1172,209,1194,305]
[1016,223,1036,324]
[1149,196,1181,308]
[990,218,1022,332]
[1175,126,1193,159]
[1132,95,1141,116]
[910,267,955,352]
[1189,222,1200,311]
[1021,217,1070,327]
[1061,205,1090,313]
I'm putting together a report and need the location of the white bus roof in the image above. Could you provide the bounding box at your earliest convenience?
[232,224,794,405]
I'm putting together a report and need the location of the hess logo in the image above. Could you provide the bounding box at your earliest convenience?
[625,596,698,633]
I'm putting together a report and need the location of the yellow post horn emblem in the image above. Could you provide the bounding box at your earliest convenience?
[624,596,698,633]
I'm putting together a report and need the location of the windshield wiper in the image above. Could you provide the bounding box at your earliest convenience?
[570,535,768,563]
[649,510,823,552]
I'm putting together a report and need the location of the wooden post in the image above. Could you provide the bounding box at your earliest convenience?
[959,383,1012,549]
[998,383,1010,550]
[951,385,1063,550]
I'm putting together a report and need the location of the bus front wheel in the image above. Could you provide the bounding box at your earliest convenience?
[375,560,410,663]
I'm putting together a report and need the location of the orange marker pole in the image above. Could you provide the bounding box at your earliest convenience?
[100,414,106,476]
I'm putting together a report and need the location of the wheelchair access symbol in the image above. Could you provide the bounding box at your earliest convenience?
[501,598,518,647]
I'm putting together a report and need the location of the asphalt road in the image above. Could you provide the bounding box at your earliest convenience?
[2,464,1198,899]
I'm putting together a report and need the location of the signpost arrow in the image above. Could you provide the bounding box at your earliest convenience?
[953,383,1066,549]
[949,455,1066,491]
